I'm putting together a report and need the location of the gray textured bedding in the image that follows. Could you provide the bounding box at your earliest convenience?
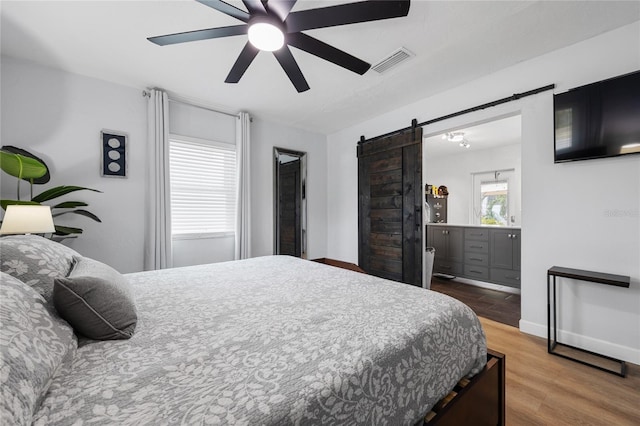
[34,256,486,425]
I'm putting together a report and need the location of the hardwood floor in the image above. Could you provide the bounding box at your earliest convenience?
[430,277,521,327]
[430,277,639,424]
[481,317,640,425]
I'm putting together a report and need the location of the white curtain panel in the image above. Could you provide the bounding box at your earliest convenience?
[144,89,172,270]
[235,112,251,260]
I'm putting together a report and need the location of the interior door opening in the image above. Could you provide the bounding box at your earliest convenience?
[423,113,522,327]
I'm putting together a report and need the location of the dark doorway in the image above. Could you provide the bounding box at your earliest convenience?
[277,159,301,256]
[274,148,306,258]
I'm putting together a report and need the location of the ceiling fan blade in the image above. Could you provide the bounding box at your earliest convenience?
[242,0,266,14]
[285,0,410,33]
[148,25,248,46]
[196,0,251,22]
[287,32,370,75]
[265,0,297,21]
[225,42,260,83]
[273,46,310,92]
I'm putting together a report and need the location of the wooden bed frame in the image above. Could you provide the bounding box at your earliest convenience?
[312,257,367,273]
[313,258,506,426]
[422,349,505,425]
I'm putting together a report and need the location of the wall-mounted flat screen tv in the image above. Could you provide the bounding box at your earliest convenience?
[554,70,640,163]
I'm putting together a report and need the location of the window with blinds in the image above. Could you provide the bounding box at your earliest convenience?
[169,135,236,237]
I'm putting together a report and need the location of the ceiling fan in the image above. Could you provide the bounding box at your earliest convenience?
[148,0,411,92]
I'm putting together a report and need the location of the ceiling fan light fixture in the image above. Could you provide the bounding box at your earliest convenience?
[248,18,285,52]
[148,0,412,92]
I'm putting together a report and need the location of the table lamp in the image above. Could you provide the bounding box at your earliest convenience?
[0,205,56,235]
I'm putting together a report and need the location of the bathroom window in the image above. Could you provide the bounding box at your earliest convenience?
[479,180,509,225]
[472,170,515,226]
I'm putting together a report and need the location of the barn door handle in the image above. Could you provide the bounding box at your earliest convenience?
[415,206,421,228]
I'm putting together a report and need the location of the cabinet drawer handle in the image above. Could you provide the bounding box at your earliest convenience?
[470,245,483,249]
[470,269,482,274]
[469,257,483,261]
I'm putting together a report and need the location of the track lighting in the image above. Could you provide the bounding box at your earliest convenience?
[443,132,470,148]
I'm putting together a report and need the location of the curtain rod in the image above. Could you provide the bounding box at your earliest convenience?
[167,98,240,119]
[142,89,240,119]
[358,83,555,145]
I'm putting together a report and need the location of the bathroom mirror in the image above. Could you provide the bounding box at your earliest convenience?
[274,147,307,258]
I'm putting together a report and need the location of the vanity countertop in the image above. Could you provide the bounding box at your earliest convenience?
[426,223,521,230]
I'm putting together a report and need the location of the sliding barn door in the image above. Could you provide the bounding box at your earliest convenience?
[358,127,423,286]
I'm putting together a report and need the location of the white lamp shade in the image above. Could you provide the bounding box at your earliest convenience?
[0,205,56,234]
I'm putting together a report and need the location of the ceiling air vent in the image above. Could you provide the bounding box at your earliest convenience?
[371,47,414,74]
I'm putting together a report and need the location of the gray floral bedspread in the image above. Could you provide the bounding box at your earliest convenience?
[34,256,486,425]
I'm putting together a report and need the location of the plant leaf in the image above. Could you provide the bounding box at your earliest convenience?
[1,199,40,210]
[32,186,102,203]
[0,150,47,180]
[1,146,51,184]
[52,201,89,209]
[51,235,78,242]
[54,225,83,236]
[52,209,101,222]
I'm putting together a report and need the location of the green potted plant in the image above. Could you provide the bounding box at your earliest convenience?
[0,146,101,239]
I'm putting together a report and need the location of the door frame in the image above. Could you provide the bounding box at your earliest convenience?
[273,147,307,258]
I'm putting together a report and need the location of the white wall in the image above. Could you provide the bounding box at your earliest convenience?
[327,22,640,363]
[425,143,521,225]
[251,117,327,259]
[172,236,235,267]
[1,55,147,273]
[1,56,330,272]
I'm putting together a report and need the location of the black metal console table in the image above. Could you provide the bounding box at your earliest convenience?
[547,266,630,377]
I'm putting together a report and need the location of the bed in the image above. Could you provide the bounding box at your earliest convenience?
[0,235,504,425]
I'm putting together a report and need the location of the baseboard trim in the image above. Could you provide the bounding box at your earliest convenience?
[451,277,521,295]
[519,319,640,365]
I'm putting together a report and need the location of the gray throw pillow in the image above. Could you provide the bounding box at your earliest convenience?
[0,235,79,302]
[0,272,77,426]
[53,256,137,340]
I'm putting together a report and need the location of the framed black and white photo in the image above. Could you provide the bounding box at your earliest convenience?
[101,130,128,178]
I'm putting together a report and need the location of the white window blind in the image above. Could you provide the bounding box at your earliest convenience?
[169,135,236,237]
